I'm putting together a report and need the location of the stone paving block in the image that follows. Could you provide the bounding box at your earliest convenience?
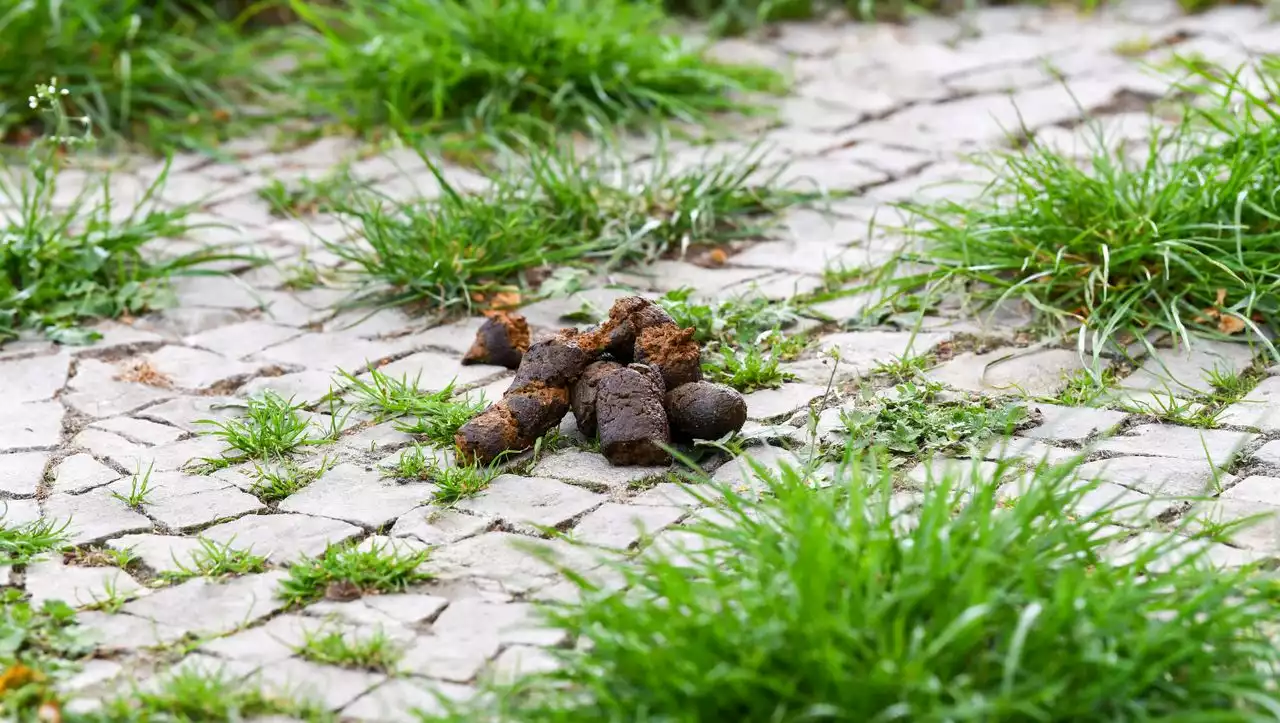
[200,613,328,664]
[25,559,146,608]
[343,678,476,721]
[1121,341,1257,397]
[2,351,71,403]
[106,470,263,531]
[389,508,489,547]
[140,345,257,391]
[1220,376,1280,432]
[89,416,185,446]
[791,330,951,383]
[76,611,188,653]
[490,645,561,683]
[44,489,153,545]
[1000,472,1171,527]
[629,482,718,509]
[454,475,604,535]
[251,332,418,373]
[1093,425,1254,467]
[905,458,1005,492]
[0,451,48,496]
[1252,440,1280,468]
[530,450,668,492]
[304,593,450,628]
[278,463,428,529]
[0,498,42,527]
[743,383,828,421]
[134,395,243,433]
[70,429,149,472]
[427,532,598,594]
[1221,475,1280,507]
[431,599,566,647]
[51,453,122,494]
[247,658,386,711]
[1187,497,1280,551]
[200,513,363,563]
[570,502,685,550]
[373,351,507,392]
[1017,403,1128,443]
[612,261,772,300]
[239,371,336,406]
[122,571,288,637]
[107,533,209,575]
[1074,456,1220,498]
[979,437,1079,466]
[0,400,64,450]
[927,347,1086,397]
[711,446,803,492]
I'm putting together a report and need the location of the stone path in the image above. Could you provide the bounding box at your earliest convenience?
[6,1,1280,718]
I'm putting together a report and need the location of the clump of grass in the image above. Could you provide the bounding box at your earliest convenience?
[158,538,268,584]
[871,352,933,382]
[248,456,333,503]
[386,445,500,503]
[109,463,156,510]
[277,541,432,607]
[0,591,93,716]
[0,513,67,566]
[196,391,340,468]
[702,346,796,393]
[1,80,227,344]
[294,627,403,673]
[454,453,1280,721]
[838,381,1027,464]
[258,170,367,217]
[1053,367,1120,406]
[658,288,807,347]
[340,368,484,444]
[284,0,783,142]
[96,665,324,722]
[0,3,272,149]
[884,61,1280,369]
[328,143,807,311]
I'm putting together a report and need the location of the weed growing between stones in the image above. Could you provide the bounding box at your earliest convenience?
[277,541,431,607]
[701,346,796,392]
[258,170,368,217]
[0,80,226,344]
[196,391,343,470]
[1118,358,1267,429]
[108,464,156,510]
[94,666,329,722]
[284,0,783,143]
[836,381,1027,466]
[428,463,503,505]
[157,537,268,584]
[447,454,1280,721]
[328,144,809,312]
[0,514,67,566]
[248,455,334,503]
[0,591,93,718]
[339,368,486,445]
[293,627,403,673]
[882,60,1280,372]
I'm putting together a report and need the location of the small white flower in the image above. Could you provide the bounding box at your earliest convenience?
[60,88,69,95]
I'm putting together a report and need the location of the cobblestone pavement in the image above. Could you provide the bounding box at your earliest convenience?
[5,1,1280,718]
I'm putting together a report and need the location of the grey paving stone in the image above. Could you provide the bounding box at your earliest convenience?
[122,571,288,637]
[251,332,418,373]
[490,645,561,683]
[134,395,243,433]
[76,611,188,653]
[905,458,1006,492]
[304,593,450,628]
[529,450,669,492]
[342,678,475,722]
[927,347,1087,396]
[278,463,428,529]
[979,437,1080,466]
[200,513,363,563]
[1017,403,1128,443]
[629,482,718,509]
[246,658,386,711]
[389,508,490,546]
[711,446,804,492]
[455,475,604,535]
[24,558,146,608]
[125,434,228,474]
[43,489,153,545]
[743,383,828,421]
[239,371,336,406]
[1188,498,1280,551]
[62,360,171,418]
[0,400,64,450]
[2,351,71,403]
[0,498,41,527]
[1121,341,1257,397]
[431,599,566,647]
[1220,376,1280,432]
[570,503,685,550]
[1093,425,1254,467]
[1221,475,1280,507]
[373,351,507,391]
[140,345,258,391]
[427,532,598,594]
[107,533,209,575]
[1074,456,1220,498]
[70,428,148,472]
[0,451,48,496]
[113,470,262,531]
[199,613,330,664]
[396,633,499,683]
[89,416,185,446]
[1252,439,1280,468]
[51,453,122,493]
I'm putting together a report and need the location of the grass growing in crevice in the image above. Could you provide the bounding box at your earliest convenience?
[449,454,1280,721]
[879,60,1280,371]
[196,391,344,470]
[294,627,403,673]
[836,380,1028,466]
[702,346,797,393]
[284,0,783,144]
[385,445,501,504]
[1,80,230,344]
[278,541,431,607]
[95,665,330,723]
[1119,359,1267,429]
[258,169,368,217]
[0,514,67,566]
[328,143,810,312]
[339,368,485,445]
[248,456,334,503]
[158,537,268,584]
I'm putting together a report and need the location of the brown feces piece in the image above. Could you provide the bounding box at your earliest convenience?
[462,311,531,370]
[596,366,671,467]
[665,381,747,442]
[633,325,702,390]
[579,296,677,362]
[455,330,593,464]
[570,361,624,438]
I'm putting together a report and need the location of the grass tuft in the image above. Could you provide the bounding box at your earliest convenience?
[284,0,782,143]
[452,452,1280,721]
[96,665,325,722]
[701,345,796,393]
[278,541,432,607]
[0,513,67,567]
[197,391,340,468]
[159,537,268,584]
[294,626,403,673]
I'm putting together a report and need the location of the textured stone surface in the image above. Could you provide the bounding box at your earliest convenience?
[928,347,1087,396]
[742,383,829,421]
[105,470,263,531]
[530,450,669,491]
[0,451,48,496]
[455,475,604,534]
[43,489,153,545]
[1017,403,1128,443]
[1074,456,1220,498]
[427,532,597,593]
[122,571,288,636]
[200,513,363,562]
[1220,376,1280,431]
[24,559,146,608]
[571,503,685,549]
[278,463,428,529]
[0,401,64,450]
[389,508,491,546]
[1093,425,1254,467]
[343,678,475,721]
